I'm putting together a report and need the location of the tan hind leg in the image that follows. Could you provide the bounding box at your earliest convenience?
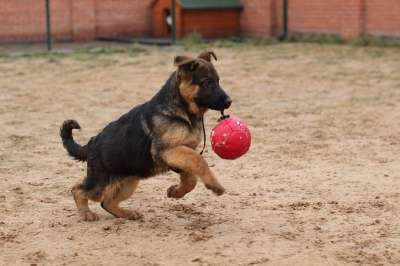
[71,183,99,222]
[101,177,142,220]
[167,172,197,198]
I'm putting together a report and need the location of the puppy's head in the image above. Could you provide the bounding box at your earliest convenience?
[174,51,232,115]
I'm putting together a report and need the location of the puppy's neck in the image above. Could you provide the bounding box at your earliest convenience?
[151,73,204,126]
[174,73,206,118]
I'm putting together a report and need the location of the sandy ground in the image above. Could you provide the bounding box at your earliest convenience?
[0,43,400,266]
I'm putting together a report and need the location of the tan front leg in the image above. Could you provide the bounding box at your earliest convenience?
[167,172,197,198]
[162,146,225,195]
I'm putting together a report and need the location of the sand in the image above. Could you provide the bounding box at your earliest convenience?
[0,43,399,265]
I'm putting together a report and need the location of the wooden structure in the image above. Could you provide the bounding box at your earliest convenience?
[152,0,242,39]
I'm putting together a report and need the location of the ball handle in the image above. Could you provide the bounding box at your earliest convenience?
[218,110,230,122]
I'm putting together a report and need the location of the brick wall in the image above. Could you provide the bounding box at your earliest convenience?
[241,0,400,39]
[0,0,152,43]
[288,0,343,34]
[0,0,73,42]
[95,0,153,38]
[1,0,399,43]
[366,0,400,37]
[240,0,274,37]
[72,0,96,41]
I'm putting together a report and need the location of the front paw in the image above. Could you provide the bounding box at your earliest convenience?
[167,185,184,199]
[205,184,225,196]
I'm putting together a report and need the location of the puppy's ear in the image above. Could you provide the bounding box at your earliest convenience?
[174,56,199,72]
[198,51,217,62]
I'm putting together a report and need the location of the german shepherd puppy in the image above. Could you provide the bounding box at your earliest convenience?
[60,51,232,221]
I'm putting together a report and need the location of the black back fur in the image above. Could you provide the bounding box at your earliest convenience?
[60,73,196,181]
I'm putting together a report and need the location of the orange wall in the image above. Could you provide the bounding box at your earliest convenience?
[288,0,343,34]
[366,0,400,36]
[0,0,152,43]
[240,0,274,37]
[0,0,73,42]
[1,0,400,43]
[182,10,240,38]
[152,0,183,38]
[240,0,400,39]
[95,0,152,38]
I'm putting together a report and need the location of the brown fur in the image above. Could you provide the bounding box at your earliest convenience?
[179,79,203,116]
[167,172,198,198]
[72,184,99,221]
[72,178,141,221]
[101,178,142,220]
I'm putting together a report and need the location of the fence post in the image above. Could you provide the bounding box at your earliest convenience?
[282,0,288,40]
[45,0,52,51]
[171,0,176,44]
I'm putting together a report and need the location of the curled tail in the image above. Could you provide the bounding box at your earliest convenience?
[60,120,87,162]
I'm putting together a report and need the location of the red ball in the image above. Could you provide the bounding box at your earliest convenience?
[210,116,251,160]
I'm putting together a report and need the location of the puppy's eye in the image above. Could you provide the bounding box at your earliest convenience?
[200,79,214,87]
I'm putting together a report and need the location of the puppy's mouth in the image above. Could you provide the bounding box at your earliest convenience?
[221,96,232,109]
[207,96,232,111]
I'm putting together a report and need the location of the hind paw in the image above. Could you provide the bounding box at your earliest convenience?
[79,210,99,222]
[125,210,143,220]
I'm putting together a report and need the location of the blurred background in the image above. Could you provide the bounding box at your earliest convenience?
[0,0,399,51]
[1,1,400,266]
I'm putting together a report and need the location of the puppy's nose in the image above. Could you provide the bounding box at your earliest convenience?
[224,97,232,109]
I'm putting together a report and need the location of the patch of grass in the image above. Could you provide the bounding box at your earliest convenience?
[213,37,277,47]
[127,43,148,55]
[76,46,124,54]
[179,34,278,50]
[2,43,149,60]
[246,37,278,46]
[18,51,57,58]
[179,33,207,50]
[69,46,124,61]
[352,34,400,47]
[71,44,148,60]
[212,37,244,48]
[284,32,400,48]
[287,33,344,44]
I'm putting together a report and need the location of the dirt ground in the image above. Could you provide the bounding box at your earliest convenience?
[1,43,400,266]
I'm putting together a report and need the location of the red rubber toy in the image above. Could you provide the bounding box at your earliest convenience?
[210,116,251,160]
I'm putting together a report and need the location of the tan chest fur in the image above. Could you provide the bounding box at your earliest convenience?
[160,123,202,150]
[150,115,203,174]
